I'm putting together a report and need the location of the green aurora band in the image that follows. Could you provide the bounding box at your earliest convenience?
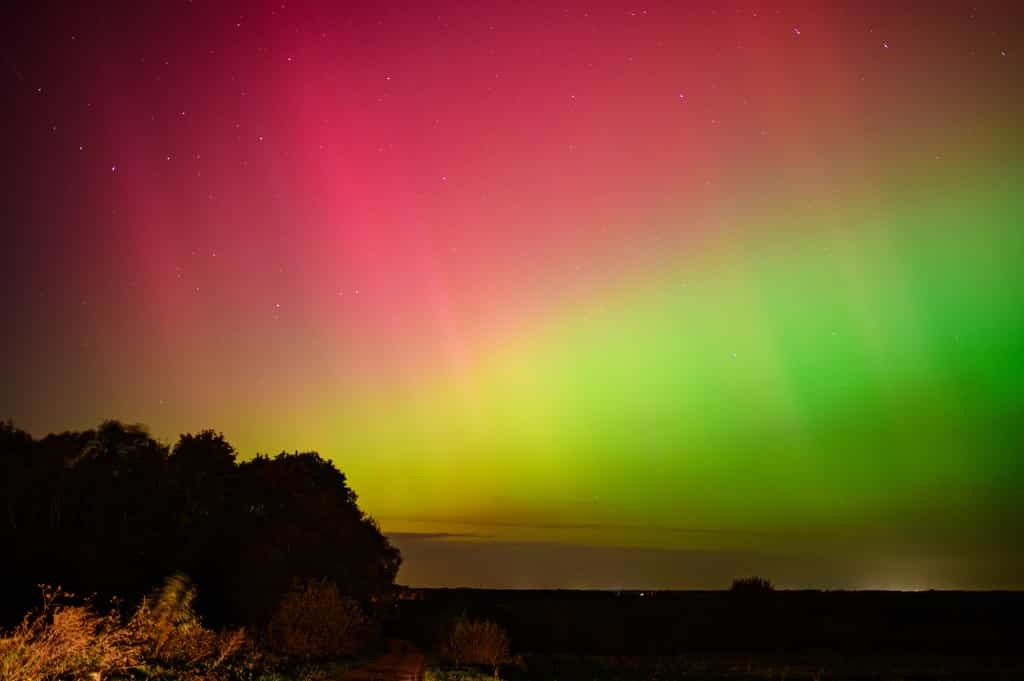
[333,153,1023,584]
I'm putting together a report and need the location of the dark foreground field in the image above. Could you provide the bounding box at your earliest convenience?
[396,589,1024,681]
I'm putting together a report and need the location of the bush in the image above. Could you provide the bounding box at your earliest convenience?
[127,573,247,673]
[442,615,510,677]
[130,573,214,665]
[0,579,249,681]
[268,579,367,658]
[730,576,775,593]
[0,586,139,681]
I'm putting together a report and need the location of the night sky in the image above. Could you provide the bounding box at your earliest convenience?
[2,1,1022,589]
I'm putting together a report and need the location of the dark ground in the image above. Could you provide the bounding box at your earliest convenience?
[390,589,1024,680]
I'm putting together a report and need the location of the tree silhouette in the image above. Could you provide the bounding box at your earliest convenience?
[227,451,401,622]
[730,576,775,593]
[0,420,400,627]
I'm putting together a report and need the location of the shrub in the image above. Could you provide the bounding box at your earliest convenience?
[0,586,139,681]
[268,579,367,658]
[0,579,249,681]
[129,573,247,669]
[730,576,775,593]
[211,626,249,669]
[130,573,213,665]
[442,615,510,678]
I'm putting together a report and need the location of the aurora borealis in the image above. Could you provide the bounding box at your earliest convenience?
[2,1,1022,589]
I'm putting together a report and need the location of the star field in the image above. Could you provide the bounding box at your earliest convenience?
[2,0,1023,588]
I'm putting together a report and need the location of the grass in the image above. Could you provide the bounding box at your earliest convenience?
[0,580,372,681]
[426,668,501,681]
[0,586,139,681]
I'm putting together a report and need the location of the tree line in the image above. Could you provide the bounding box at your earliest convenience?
[0,419,401,627]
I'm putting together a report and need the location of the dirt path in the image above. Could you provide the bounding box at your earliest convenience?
[340,639,424,681]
